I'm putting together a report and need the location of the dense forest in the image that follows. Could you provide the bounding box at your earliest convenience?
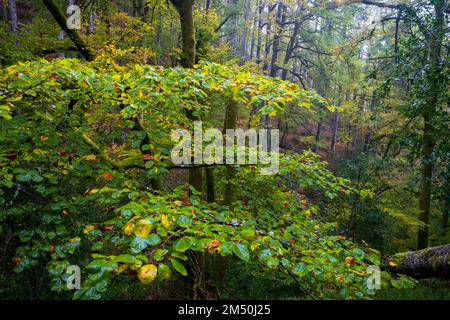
[0,0,448,301]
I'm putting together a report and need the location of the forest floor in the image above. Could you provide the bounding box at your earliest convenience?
[374,279,450,300]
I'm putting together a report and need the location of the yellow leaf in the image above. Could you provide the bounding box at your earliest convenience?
[138,264,157,284]
[389,261,397,267]
[82,154,97,161]
[84,225,95,234]
[69,237,81,243]
[351,269,366,276]
[89,189,100,195]
[134,219,152,237]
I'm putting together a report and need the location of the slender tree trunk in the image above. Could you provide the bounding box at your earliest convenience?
[255,0,263,64]
[1,0,8,23]
[313,121,322,152]
[281,21,299,80]
[206,167,215,203]
[330,110,339,153]
[8,0,17,35]
[269,1,285,78]
[239,0,249,63]
[88,12,95,34]
[262,18,271,71]
[224,98,239,205]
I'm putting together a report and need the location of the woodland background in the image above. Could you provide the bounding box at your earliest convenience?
[0,0,448,300]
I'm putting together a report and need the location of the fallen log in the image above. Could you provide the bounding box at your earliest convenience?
[387,244,450,279]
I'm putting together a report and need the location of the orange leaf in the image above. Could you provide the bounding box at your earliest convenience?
[101,172,113,181]
[180,196,190,205]
[142,153,152,161]
[205,240,221,250]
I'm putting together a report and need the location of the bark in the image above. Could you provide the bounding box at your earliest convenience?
[330,110,340,153]
[8,0,17,35]
[1,0,7,23]
[170,0,203,195]
[88,12,95,34]
[43,0,95,61]
[206,167,215,203]
[389,244,450,279]
[223,98,239,206]
[281,21,299,80]
[239,0,250,62]
[269,1,286,78]
[313,121,322,152]
[262,15,271,71]
[255,0,263,63]
[170,0,196,68]
[417,0,445,249]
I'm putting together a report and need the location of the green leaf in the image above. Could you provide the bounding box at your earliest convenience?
[153,249,168,261]
[158,263,172,281]
[176,215,192,228]
[86,259,117,273]
[130,236,148,253]
[170,258,187,276]
[232,243,250,262]
[173,237,192,252]
[293,262,306,276]
[115,254,136,264]
[147,234,161,246]
[91,242,104,251]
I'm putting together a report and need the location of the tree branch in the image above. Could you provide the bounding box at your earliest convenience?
[43,0,95,61]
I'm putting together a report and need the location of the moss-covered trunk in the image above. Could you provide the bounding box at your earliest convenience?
[389,244,450,279]
[170,0,203,195]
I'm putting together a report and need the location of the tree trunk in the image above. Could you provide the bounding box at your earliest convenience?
[43,0,95,61]
[206,167,215,203]
[313,121,322,152]
[255,1,263,64]
[88,12,95,34]
[8,0,17,35]
[281,21,299,80]
[170,0,203,195]
[330,110,339,153]
[417,0,445,249]
[269,1,285,78]
[223,98,239,205]
[389,244,450,279]
[170,0,196,68]
[239,0,249,63]
[1,0,8,23]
